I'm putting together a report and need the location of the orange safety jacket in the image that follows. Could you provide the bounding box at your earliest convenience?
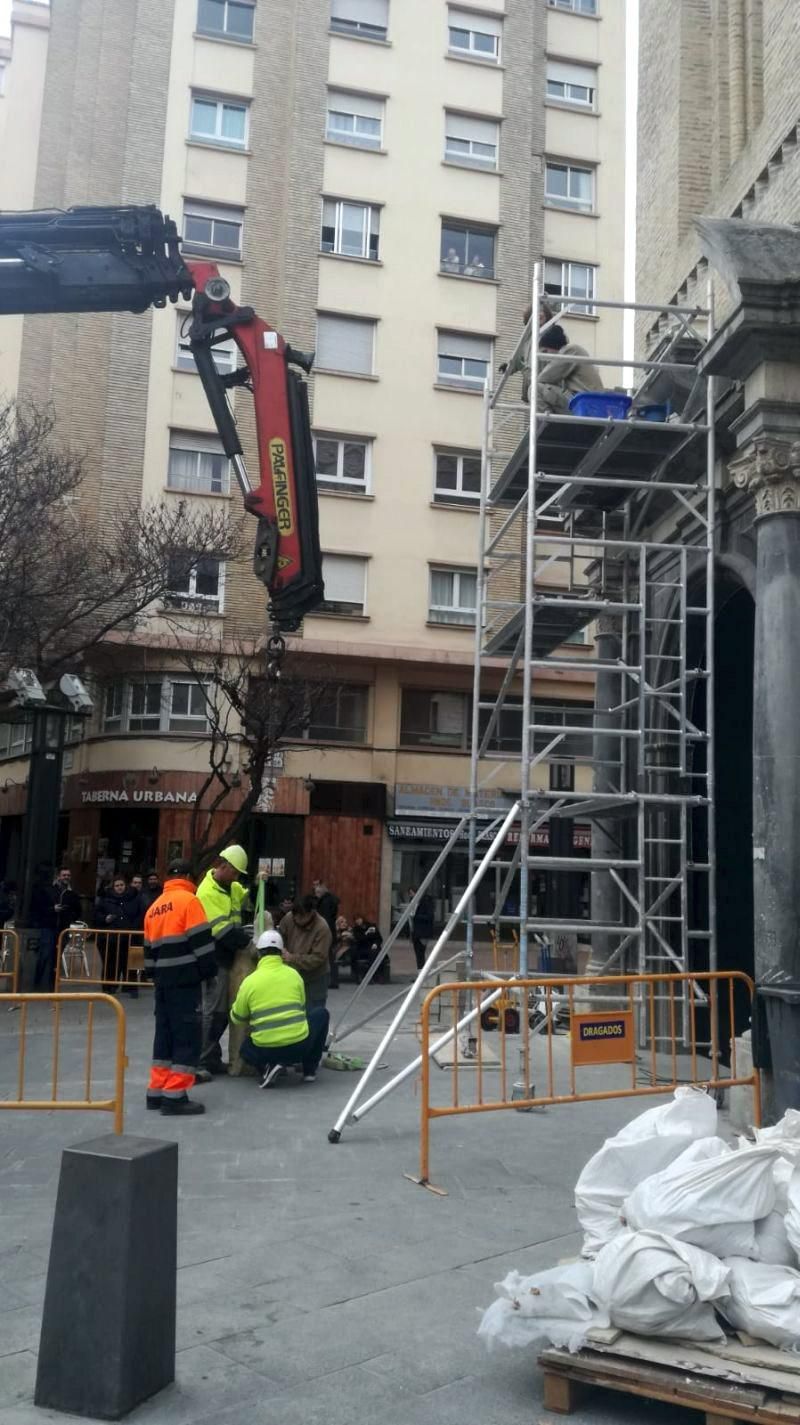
[143,877,217,988]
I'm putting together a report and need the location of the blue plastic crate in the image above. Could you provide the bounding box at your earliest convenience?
[635,402,670,423]
[568,391,632,420]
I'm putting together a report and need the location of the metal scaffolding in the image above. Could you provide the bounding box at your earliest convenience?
[328,270,717,1142]
[467,267,717,1035]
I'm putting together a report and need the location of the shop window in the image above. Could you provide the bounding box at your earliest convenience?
[400,689,469,749]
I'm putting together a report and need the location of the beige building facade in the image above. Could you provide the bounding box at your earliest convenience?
[0,0,625,934]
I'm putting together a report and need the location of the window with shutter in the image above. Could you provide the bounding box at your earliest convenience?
[320,554,368,615]
[330,0,389,40]
[316,314,376,376]
[447,7,501,61]
[326,88,385,148]
[183,201,244,259]
[437,330,492,389]
[546,59,597,107]
[168,432,231,495]
[444,111,499,169]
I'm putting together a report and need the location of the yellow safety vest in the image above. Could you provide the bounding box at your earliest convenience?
[196,869,248,942]
[230,957,308,1047]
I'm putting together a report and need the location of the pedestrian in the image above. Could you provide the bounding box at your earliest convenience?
[130,874,146,928]
[32,867,82,990]
[408,886,435,971]
[144,857,216,1116]
[195,845,253,1075]
[332,913,354,978]
[278,895,332,1009]
[141,869,163,912]
[312,877,340,990]
[350,915,388,984]
[231,929,330,1087]
[94,873,141,993]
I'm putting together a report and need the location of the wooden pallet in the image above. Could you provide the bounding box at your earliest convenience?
[540,1345,800,1425]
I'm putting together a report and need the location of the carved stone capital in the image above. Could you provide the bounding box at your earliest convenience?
[729,437,800,517]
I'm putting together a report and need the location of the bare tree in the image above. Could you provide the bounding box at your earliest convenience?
[0,399,242,684]
[162,626,337,872]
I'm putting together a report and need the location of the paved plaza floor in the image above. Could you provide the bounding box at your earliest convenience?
[1,954,699,1425]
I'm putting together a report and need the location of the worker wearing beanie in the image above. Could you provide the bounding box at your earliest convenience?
[196,845,253,1075]
[231,929,330,1086]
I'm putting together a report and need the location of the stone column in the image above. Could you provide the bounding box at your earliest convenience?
[590,615,622,971]
[730,438,800,983]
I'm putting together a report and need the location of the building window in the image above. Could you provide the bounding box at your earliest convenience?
[548,0,598,13]
[330,0,389,40]
[165,554,225,614]
[321,199,380,260]
[544,257,597,315]
[320,553,367,616]
[440,222,496,279]
[437,331,492,390]
[196,0,255,41]
[400,689,469,749]
[447,6,501,61]
[545,161,595,212]
[189,93,249,148]
[316,313,376,376]
[434,449,481,504]
[305,684,369,743]
[102,680,211,735]
[326,88,384,149]
[176,320,237,374]
[429,567,477,626]
[168,433,231,496]
[546,59,597,108]
[314,434,371,493]
[0,718,33,759]
[444,111,499,170]
[533,702,594,759]
[183,201,244,260]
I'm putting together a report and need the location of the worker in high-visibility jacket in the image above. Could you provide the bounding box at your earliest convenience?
[143,858,217,1116]
[196,845,254,1076]
[230,929,330,1087]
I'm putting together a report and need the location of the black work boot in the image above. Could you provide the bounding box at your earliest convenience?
[160,1097,205,1116]
[146,1095,162,1110]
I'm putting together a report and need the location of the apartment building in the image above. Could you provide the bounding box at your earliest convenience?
[0,0,625,932]
[635,0,800,989]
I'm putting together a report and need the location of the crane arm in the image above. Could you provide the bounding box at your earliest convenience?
[0,204,324,633]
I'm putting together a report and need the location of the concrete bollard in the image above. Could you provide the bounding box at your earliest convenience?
[35,1134,178,1419]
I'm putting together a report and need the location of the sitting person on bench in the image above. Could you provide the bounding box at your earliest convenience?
[230,929,329,1086]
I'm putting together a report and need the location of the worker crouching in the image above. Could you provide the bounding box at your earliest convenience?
[143,858,217,1116]
[231,930,330,1088]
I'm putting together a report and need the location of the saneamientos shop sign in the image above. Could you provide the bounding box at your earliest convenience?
[387,820,590,848]
[80,789,197,805]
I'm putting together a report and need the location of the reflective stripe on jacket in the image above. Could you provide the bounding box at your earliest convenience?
[143,877,217,988]
[196,870,248,941]
[230,957,308,1047]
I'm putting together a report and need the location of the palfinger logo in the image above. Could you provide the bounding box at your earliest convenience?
[269,438,294,535]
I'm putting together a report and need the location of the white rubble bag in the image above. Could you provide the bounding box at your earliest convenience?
[755,1212,796,1268]
[785,1166,800,1263]
[592,1230,730,1341]
[753,1110,800,1153]
[623,1145,779,1259]
[477,1261,610,1354]
[719,1258,800,1350]
[574,1088,718,1256]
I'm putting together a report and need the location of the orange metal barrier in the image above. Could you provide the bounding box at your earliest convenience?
[416,972,761,1190]
[54,927,147,991]
[0,928,20,991]
[0,993,127,1133]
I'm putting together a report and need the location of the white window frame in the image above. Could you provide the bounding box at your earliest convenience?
[444,110,500,170]
[547,0,598,14]
[546,59,597,109]
[165,555,226,615]
[168,432,231,496]
[433,448,482,505]
[196,0,256,41]
[313,433,372,494]
[182,200,244,260]
[437,330,493,390]
[544,257,598,315]
[316,313,376,377]
[447,7,501,62]
[428,566,478,627]
[326,89,384,150]
[176,318,237,375]
[545,160,595,212]
[102,683,124,731]
[330,0,389,41]
[0,719,33,759]
[102,679,211,735]
[189,92,249,149]
[440,221,497,279]
[320,198,380,261]
[319,553,368,617]
[168,680,211,734]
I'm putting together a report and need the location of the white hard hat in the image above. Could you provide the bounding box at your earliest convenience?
[256,929,284,952]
